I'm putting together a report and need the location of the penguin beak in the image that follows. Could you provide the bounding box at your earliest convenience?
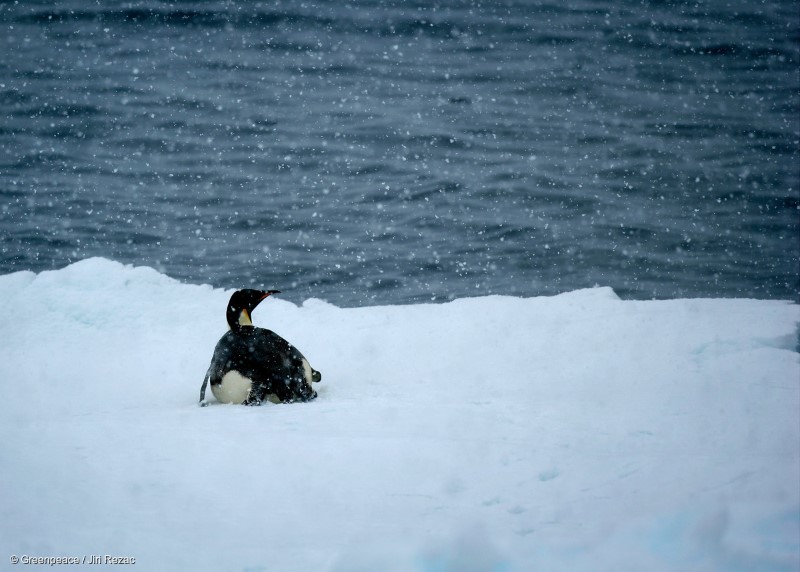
[262,290,281,300]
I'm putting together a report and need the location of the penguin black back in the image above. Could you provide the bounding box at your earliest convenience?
[199,289,321,406]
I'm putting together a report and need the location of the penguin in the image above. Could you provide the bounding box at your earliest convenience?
[199,289,321,406]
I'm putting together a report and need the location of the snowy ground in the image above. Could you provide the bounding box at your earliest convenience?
[1,258,798,571]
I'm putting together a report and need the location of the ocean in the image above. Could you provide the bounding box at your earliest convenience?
[1,0,798,307]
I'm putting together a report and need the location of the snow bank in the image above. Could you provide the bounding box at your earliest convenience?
[1,258,798,571]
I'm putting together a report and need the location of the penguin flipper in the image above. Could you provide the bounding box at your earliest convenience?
[199,371,210,407]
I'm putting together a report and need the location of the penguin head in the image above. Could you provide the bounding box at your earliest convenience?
[226,289,280,331]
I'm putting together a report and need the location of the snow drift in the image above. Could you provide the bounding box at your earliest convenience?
[1,258,798,571]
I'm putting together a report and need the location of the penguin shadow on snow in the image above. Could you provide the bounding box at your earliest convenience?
[199,289,322,407]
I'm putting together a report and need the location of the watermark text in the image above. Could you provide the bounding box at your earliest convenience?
[10,555,135,566]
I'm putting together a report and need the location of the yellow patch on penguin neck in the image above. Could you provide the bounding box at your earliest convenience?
[238,308,253,327]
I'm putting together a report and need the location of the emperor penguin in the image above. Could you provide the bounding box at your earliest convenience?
[199,289,321,406]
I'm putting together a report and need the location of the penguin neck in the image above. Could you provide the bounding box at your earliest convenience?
[228,309,253,332]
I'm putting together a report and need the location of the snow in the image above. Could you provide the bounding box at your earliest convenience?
[1,257,798,571]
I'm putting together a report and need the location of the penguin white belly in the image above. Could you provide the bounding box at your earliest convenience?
[212,370,252,404]
[301,357,314,385]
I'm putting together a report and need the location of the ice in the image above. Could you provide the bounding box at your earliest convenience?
[1,258,798,571]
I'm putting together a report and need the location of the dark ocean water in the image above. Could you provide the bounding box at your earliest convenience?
[1,0,798,306]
